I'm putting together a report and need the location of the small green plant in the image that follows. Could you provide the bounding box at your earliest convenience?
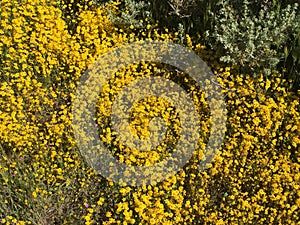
[106,0,151,29]
[205,0,299,79]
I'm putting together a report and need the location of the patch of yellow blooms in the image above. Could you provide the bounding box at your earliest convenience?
[0,0,299,224]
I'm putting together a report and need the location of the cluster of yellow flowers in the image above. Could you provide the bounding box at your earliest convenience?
[0,0,299,224]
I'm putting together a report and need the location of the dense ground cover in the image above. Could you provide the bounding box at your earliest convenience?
[0,0,299,224]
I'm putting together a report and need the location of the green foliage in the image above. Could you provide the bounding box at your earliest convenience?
[148,0,219,35]
[205,0,299,80]
[107,0,151,29]
[280,21,300,91]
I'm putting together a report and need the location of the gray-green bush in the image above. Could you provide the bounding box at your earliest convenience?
[206,0,299,80]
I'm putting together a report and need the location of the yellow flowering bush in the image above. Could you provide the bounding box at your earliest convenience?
[0,0,299,224]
